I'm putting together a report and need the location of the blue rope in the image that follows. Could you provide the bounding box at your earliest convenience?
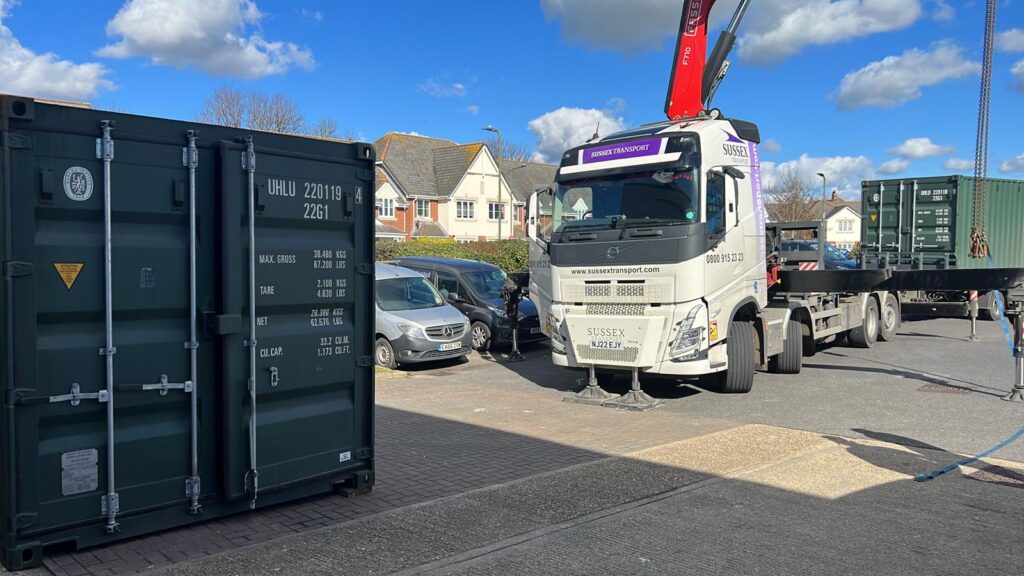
[914,425,1024,481]
[915,255,1021,482]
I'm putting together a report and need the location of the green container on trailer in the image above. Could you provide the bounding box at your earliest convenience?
[0,96,375,570]
[861,175,1024,269]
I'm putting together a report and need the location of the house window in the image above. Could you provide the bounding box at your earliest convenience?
[379,197,395,219]
[457,201,475,220]
[416,199,430,219]
[838,220,854,233]
[488,202,505,221]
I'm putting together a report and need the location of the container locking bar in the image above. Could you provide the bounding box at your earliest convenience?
[184,130,202,514]
[97,120,119,534]
[243,136,259,510]
[118,374,193,395]
[50,383,109,406]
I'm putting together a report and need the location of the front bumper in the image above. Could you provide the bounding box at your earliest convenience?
[392,333,473,364]
[494,316,547,345]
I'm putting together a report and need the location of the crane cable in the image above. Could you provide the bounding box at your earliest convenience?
[969,0,996,259]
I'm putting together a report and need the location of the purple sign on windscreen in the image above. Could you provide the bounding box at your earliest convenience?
[582,138,662,164]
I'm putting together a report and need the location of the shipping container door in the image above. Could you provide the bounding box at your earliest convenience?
[9,123,216,538]
[907,178,956,253]
[218,140,372,505]
[861,180,902,252]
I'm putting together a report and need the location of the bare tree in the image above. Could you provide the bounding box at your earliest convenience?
[197,86,247,128]
[765,166,816,222]
[308,116,339,139]
[485,139,532,163]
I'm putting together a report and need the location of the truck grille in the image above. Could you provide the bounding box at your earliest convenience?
[575,345,640,363]
[426,323,465,339]
[562,280,672,304]
[585,304,646,316]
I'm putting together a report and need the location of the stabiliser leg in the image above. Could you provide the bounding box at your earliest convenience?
[603,367,661,412]
[564,364,616,405]
[1003,311,1024,402]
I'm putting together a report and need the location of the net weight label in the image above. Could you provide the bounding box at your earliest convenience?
[61,449,98,496]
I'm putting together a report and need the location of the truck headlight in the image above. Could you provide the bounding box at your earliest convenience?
[670,303,705,360]
[548,314,566,353]
[397,323,426,339]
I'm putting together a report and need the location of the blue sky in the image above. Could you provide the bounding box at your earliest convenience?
[1,0,1022,194]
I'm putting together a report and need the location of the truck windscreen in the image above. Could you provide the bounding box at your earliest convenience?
[553,168,699,234]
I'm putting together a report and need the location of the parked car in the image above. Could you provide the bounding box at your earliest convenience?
[781,240,859,270]
[394,257,546,351]
[375,263,472,369]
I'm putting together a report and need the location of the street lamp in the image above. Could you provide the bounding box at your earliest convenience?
[816,172,827,220]
[483,125,503,240]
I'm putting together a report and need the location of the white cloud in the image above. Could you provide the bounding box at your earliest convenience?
[467,104,479,115]
[527,107,626,163]
[606,97,627,113]
[1013,58,1024,93]
[835,43,978,109]
[301,8,323,22]
[0,0,113,100]
[540,0,922,65]
[943,158,974,171]
[888,137,954,159]
[762,153,875,193]
[417,73,468,98]
[930,0,954,22]
[98,0,314,79]
[761,138,782,153]
[996,28,1024,53]
[879,158,909,174]
[1001,153,1024,173]
[737,0,922,65]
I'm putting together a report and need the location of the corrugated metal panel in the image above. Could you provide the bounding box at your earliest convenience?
[861,175,1024,270]
[1,95,375,570]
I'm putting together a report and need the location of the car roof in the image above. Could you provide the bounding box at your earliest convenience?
[394,256,498,272]
[375,262,428,280]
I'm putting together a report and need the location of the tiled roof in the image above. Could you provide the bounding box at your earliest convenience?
[411,220,450,238]
[375,219,405,237]
[434,143,485,197]
[500,160,557,203]
[373,133,457,198]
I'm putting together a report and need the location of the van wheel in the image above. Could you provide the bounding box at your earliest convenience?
[375,337,398,369]
[471,321,492,351]
[769,319,803,374]
[714,321,755,393]
[878,293,899,342]
[848,298,878,348]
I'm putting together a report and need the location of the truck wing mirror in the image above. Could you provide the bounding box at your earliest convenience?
[723,166,746,180]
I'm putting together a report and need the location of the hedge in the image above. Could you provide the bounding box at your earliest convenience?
[376,238,529,273]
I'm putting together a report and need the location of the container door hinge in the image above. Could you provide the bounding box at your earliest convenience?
[100,493,120,516]
[3,261,33,278]
[7,513,37,532]
[356,263,372,275]
[185,477,201,500]
[357,356,373,367]
[356,448,373,459]
[1,131,31,149]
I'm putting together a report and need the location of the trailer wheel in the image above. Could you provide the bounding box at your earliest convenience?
[714,321,755,393]
[848,298,879,348]
[769,319,803,374]
[979,292,1001,322]
[878,293,899,342]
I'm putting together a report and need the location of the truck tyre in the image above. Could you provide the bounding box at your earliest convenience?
[375,337,398,369]
[847,298,879,348]
[715,321,755,393]
[979,292,1001,321]
[769,319,803,374]
[878,293,899,342]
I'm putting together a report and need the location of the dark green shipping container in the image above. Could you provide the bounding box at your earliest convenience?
[861,175,1024,269]
[0,96,375,570]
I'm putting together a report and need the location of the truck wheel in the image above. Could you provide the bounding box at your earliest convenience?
[375,337,398,369]
[979,292,1001,321]
[769,319,803,374]
[847,298,879,348]
[714,321,755,393]
[878,293,899,342]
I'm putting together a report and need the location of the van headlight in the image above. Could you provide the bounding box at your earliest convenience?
[670,303,704,360]
[488,305,507,318]
[397,323,426,339]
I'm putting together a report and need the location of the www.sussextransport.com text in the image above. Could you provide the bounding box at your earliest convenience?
[570,266,662,275]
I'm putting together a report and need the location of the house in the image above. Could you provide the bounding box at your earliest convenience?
[810,192,861,251]
[372,132,555,241]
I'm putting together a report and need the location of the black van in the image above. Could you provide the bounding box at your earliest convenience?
[394,257,546,351]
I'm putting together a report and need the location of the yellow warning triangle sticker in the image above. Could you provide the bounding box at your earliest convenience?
[53,263,85,291]
[870,214,878,222]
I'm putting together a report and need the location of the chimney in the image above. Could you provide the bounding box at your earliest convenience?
[830,189,840,201]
